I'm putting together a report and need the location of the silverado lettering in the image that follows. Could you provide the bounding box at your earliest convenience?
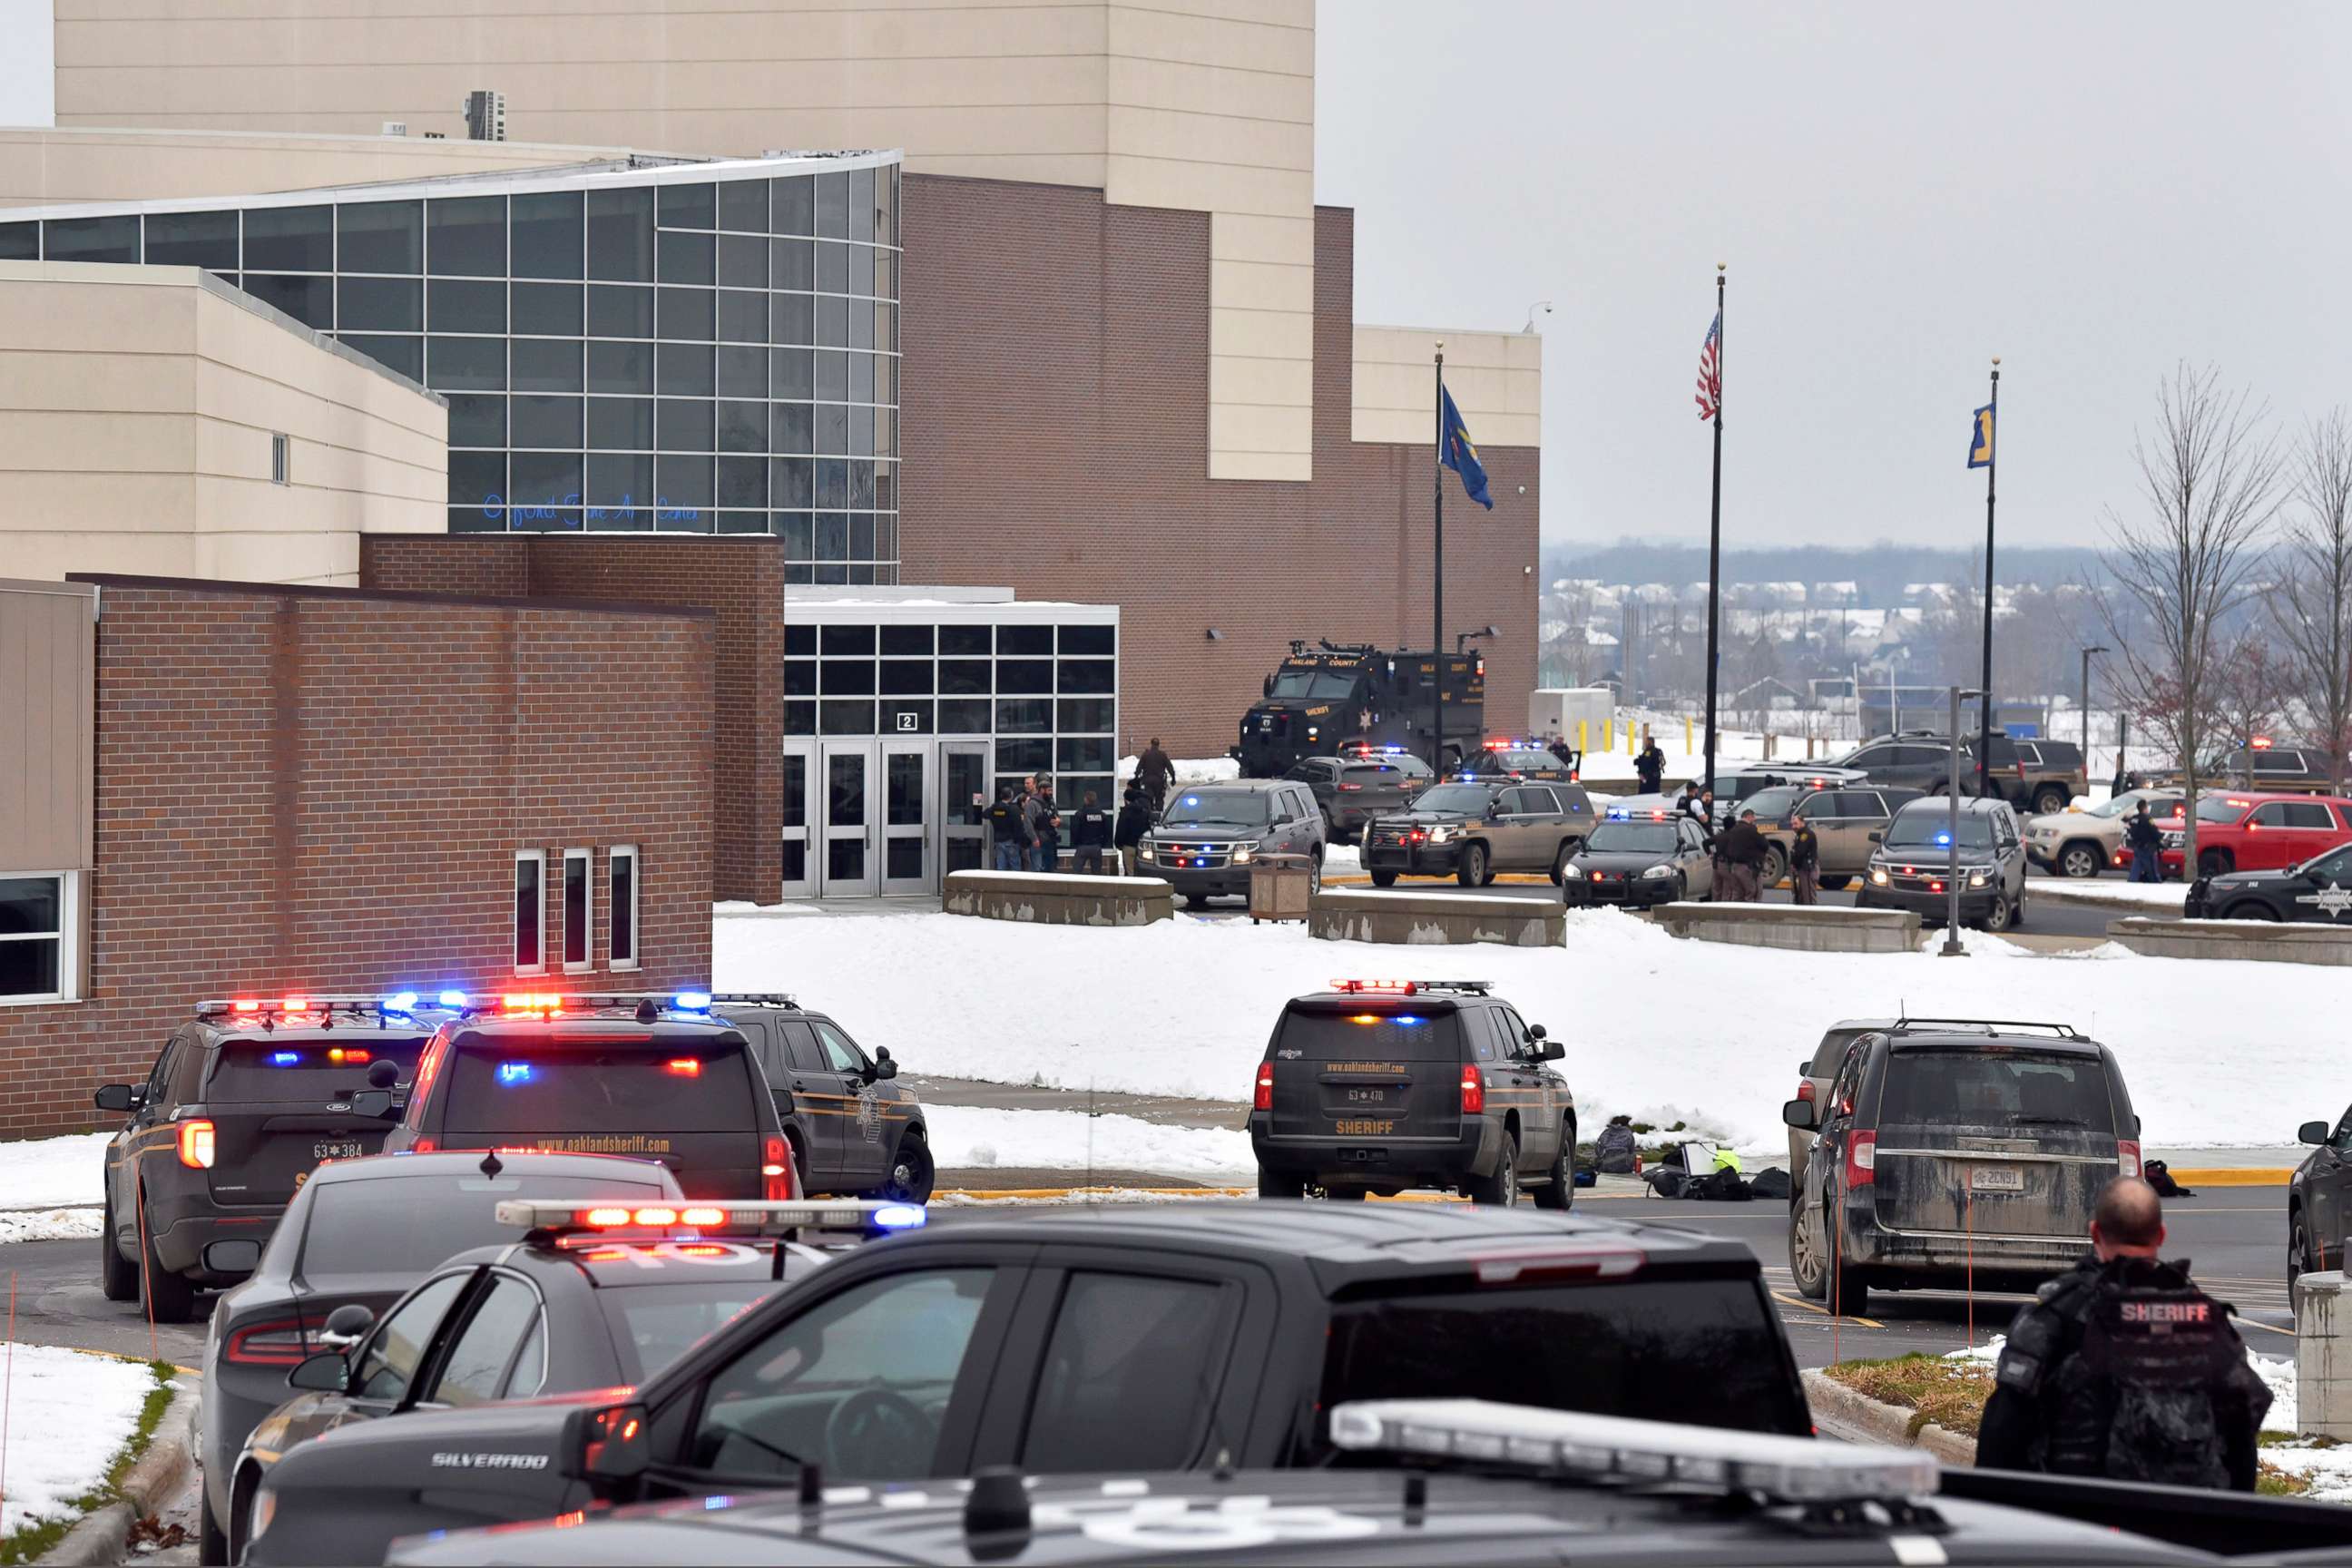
[429,1452,551,1470]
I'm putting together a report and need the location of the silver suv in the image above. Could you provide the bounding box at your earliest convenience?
[1856,796,2030,932]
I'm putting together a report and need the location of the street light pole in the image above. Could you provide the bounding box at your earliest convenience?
[1976,358,2000,799]
[1941,684,1983,957]
[2081,644,2109,787]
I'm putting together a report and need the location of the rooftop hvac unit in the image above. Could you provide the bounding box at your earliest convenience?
[381,121,407,137]
[464,90,506,142]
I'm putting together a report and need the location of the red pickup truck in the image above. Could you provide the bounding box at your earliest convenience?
[2160,791,2352,877]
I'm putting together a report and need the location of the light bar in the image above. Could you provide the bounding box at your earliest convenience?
[493,1198,926,1238]
[199,995,451,1021]
[1328,978,1494,996]
[1327,1399,1938,1504]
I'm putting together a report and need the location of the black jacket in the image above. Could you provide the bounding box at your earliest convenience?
[1714,820,1767,868]
[1114,799,1152,848]
[1789,827,1820,871]
[985,799,1030,848]
[2125,813,2164,853]
[1137,748,1175,789]
[1070,807,1112,848]
[1635,746,1665,789]
[1976,1255,2268,1491]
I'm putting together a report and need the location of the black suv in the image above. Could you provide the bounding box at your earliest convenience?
[1781,1018,2140,1314]
[252,1201,1812,1561]
[1282,751,1432,839]
[95,995,446,1322]
[1835,731,2081,816]
[710,995,932,1203]
[2190,842,2352,924]
[1137,779,1328,906]
[1250,979,1571,1205]
[376,993,799,1202]
[1361,779,1596,887]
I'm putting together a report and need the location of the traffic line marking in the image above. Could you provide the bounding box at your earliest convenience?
[1771,1289,1881,1328]
[2162,1169,2294,1186]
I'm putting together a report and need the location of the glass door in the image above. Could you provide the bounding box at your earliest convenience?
[779,740,817,900]
[880,741,929,895]
[820,740,877,897]
[939,742,989,877]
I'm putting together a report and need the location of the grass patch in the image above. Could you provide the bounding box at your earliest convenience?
[1826,1352,1997,1438]
[2259,1462,2315,1496]
[0,1359,176,1567]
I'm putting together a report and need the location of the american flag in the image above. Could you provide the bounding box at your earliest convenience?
[1695,310,1721,421]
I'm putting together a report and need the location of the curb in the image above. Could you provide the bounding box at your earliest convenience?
[1801,1368,1977,1466]
[38,1383,197,1568]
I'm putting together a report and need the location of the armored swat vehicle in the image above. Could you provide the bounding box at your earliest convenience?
[1233,641,1485,776]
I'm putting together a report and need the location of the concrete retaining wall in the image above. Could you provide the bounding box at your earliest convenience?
[1309,888,1563,947]
[943,870,1173,926]
[2299,1271,2352,1438]
[1651,900,1920,954]
[2108,916,2352,966]
[1800,1369,1976,1465]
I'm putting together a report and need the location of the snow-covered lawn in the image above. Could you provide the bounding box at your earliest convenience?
[2033,880,2190,910]
[927,1104,1250,1179]
[0,1345,160,1543]
[0,1132,108,1244]
[717,903,2352,1151]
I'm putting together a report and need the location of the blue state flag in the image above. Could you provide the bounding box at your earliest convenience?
[1968,402,1995,469]
[1439,385,1494,509]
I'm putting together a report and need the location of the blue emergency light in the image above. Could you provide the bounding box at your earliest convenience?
[437,989,470,1009]
[382,990,421,1014]
[496,1062,534,1086]
[270,1051,300,1066]
[1934,831,1953,847]
[872,1203,928,1230]
[673,991,713,1012]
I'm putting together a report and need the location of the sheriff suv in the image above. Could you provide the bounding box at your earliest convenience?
[1250,979,1572,1206]
[94,994,447,1322]
[710,995,931,1203]
[1361,779,1596,887]
[375,992,799,1203]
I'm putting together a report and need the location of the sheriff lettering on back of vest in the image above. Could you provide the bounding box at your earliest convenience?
[1977,1176,2270,1489]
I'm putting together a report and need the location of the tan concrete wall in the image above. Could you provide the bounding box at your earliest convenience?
[50,0,1320,481]
[0,127,645,208]
[0,261,447,587]
[1352,326,1543,451]
[0,579,97,877]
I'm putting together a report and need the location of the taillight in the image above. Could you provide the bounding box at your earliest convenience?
[177,1119,215,1169]
[1796,1080,1816,1103]
[1338,782,1362,792]
[2116,1139,2141,1180]
[764,1136,795,1200]
[1253,1063,1275,1112]
[225,1318,320,1367]
[1459,1064,1485,1117]
[1845,1131,1877,1188]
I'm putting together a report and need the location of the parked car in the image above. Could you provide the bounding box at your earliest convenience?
[1786,1017,1901,1197]
[712,995,929,1202]
[1455,740,1580,783]
[1562,809,1716,907]
[2188,841,2352,924]
[1833,731,2081,816]
[2022,787,2184,878]
[2159,792,2352,879]
[2293,1102,2352,1309]
[2205,744,2336,792]
[1855,796,2030,932]
[1361,779,1596,887]
[1136,779,1328,906]
[1783,1019,2140,1313]
[1696,765,1867,824]
[1742,783,1925,890]
[1282,751,1433,839]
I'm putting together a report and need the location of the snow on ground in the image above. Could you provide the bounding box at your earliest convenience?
[0,1345,157,1540]
[717,903,2352,1151]
[926,1104,1251,1179]
[0,1132,108,1242]
[1949,1337,2304,1438]
[1118,755,1239,786]
[2034,880,2190,909]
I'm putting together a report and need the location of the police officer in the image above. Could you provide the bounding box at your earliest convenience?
[1634,735,1666,796]
[2125,799,2164,884]
[1977,1176,2269,1490]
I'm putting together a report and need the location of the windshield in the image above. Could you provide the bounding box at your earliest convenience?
[1267,668,1358,701]
[1879,1047,2117,1132]
[208,1038,427,1101]
[1585,822,1679,854]
[1274,1010,1462,1062]
[296,1171,671,1278]
[601,1278,778,1382]
[1883,809,1993,851]
[2089,790,2176,819]
[1411,784,1494,814]
[1741,787,1805,820]
[1495,750,1557,769]
[1159,789,1271,826]
[2196,796,2249,824]
[444,1039,760,1133]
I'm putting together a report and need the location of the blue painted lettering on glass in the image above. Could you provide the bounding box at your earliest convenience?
[481,490,700,527]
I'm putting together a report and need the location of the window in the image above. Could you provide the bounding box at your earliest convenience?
[352,1271,473,1403]
[270,433,289,485]
[514,850,545,973]
[0,874,76,1003]
[812,1020,866,1075]
[2251,802,2295,828]
[1021,1273,1231,1473]
[2282,802,2336,829]
[562,848,592,972]
[426,1275,543,1407]
[609,845,640,970]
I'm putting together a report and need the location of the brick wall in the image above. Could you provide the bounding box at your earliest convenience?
[0,577,715,1139]
[363,535,779,904]
[898,180,1541,757]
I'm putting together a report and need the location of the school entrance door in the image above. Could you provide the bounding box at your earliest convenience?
[780,739,988,898]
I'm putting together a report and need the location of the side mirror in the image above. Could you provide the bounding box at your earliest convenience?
[566,1400,652,1483]
[1782,1098,1818,1130]
[875,1057,899,1080]
[1867,831,1884,844]
[93,1083,140,1114]
[348,1089,400,1122]
[367,1059,400,1090]
[288,1352,349,1393]
[1537,1040,1565,1062]
[2302,1120,2332,1146]
[319,1302,375,1349]
[1262,675,1274,699]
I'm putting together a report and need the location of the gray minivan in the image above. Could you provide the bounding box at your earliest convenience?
[1782,1020,2140,1314]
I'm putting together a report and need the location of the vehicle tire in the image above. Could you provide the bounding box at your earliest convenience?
[1456,843,1490,887]
[2058,841,2102,878]
[1369,869,1398,888]
[1760,844,1788,888]
[2011,885,2026,927]
[2292,1210,2318,1316]
[1257,1170,1306,1200]
[1533,1124,1574,1210]
[2032,784,2071,816]
[135,1182,197,1325]
[1549,841,1573,886]
[1981,893,2014,934]
[2199,848,2235,877]
[877,1132,935,1205]
[1466,1134,1519,1206]
[786,1129,810,1196]
[1671,871,1689,903]
[199,1486,228,1567]
[1789,1202,1830,1300]
[1322,1186,1367,1201]
[1307,855,1323,897]
[2224,901,2279,921]
[1830,1251,1870,1318]
[99,1193,137,1303]
[1183,892,1209,909]
[230,1466,261,1565]
[1818,875,1851,892]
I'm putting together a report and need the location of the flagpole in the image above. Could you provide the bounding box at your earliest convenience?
[1976,357,2000,797]
[1433,344,1446,774]
[1701,264,1725,802]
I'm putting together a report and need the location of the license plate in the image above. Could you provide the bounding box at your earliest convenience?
[1341,1087,1392,1106]
[1970,1166,2024,1192]
[313,1140,363,1161]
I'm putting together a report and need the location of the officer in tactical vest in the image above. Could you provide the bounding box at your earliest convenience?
[1977,1176,2269,1489]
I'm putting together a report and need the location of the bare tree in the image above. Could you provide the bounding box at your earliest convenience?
[2097,364,2284,872]
[2273,410,2352,790]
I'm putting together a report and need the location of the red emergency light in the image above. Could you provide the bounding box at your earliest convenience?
[504,992,567,1014]
[1330,979,1416,995]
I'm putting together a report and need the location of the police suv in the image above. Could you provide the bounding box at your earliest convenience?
[1250,979,1572,1205]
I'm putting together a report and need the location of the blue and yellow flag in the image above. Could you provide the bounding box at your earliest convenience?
[1968,402,1995,469]
[1440,386,1494,509]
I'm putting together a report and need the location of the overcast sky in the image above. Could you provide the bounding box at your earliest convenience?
[6,2,2347,551]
